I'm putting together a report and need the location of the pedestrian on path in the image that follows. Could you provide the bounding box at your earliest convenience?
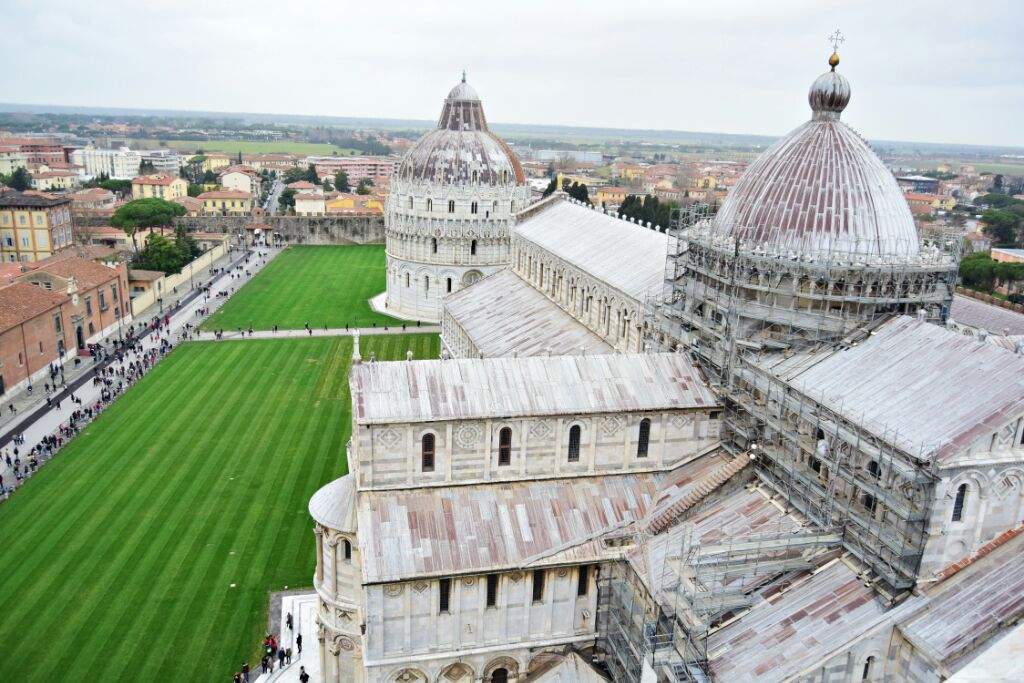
[286,612,293,631]
[285,648,292,665]
[241,662,249,683]
[296,633,302,654]
[277,648,285,669]
[299,666,309,683]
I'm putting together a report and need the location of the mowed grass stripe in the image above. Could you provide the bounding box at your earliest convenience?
[43,346,252,678]
[0,334,437,681]
[201,245,408,331]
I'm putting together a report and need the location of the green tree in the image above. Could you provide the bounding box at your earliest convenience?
[202,170,218,184]
[542,177,557,197]
[356,178,372,195]
[334,170,350,192]
[139,160,156,174]
[111,198,187,252]
[981,208,1020,246]
[278,188,296,211]
[322,179,334,193]
[959,252,996,291]
[304,164,320,185]
[187,183,203,197]
[545,162,556,179]
[133,232,184,274]
[5,167,31,191]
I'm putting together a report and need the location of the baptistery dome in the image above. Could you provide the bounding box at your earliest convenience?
[383,75,531,323]
[709,53,919,262]
[396,75,525,187]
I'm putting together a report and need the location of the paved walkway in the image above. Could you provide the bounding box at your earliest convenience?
[0,245,282,495]
[255,592,321,683]
[195,324,439,342]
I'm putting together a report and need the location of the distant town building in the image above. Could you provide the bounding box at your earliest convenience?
[305,155,395,185]
[532,148,604,164]
[138,149,182,174]
[69,188,118,211]
[896,174,941,193]
[196,190,252,216]
[131,174,188,200]
[218,166,262,197]
[170,195,203,217]
[30,170,78,192]
[0,146,28,174]
[0,137,67,166]
[70,146,142,180]
[0,190,74,262]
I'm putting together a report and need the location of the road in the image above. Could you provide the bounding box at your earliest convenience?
[265,178,284,215]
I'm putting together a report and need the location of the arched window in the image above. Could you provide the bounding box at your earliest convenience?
[491,668,508,683]
[810,457,822,474]
[426,198,433,212]
[471,201,478,214]
[343,539,352,560]
[862,493,877,514]
[405,272,410,287]
[472,170,478,183]
[424,276,430,294]
[448,199,455,213]
[867,460,881,479]
[421,433,435,472]
[637,418,651,458]
[446,278,452,293]
[952,483,967,521]
[862,656,875,681]
[567,425,581,462]
[431,238,437,253]
[408,196,413,209]
[470,240,477,256]
[498,427,512,466]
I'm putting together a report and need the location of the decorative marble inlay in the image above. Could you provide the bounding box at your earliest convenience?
[455,424,482,449]
[378,427,401,448]
[600,415,625,437]
[529,420,552,440]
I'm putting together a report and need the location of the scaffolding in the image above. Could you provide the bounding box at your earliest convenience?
[597,515,844,682]
[641,207,959,599]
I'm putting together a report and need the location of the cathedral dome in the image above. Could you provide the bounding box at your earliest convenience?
[396,75,525,187]
[708,53,919,262]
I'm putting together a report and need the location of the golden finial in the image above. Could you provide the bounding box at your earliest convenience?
[827,29,845,71]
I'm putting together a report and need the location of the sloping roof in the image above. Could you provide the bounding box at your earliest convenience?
[900,531,1024,669]
[527,653,609,682]
[35,256,118,290]
[758,316,1024,462]
[197,190,249,199]
[131,174,180,186]
[357,473,660,583]
[707,60,921,262]
[0,282,67,333]
[950,295,1024,335]
[443,268,613,357]
[0,189,69,208]
[513,199,668,303]
[308,474,357,532]
[708,560,887,680]
[350,352,717,425]
[129,269,164,281]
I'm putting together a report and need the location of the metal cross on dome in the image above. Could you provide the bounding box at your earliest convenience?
[828,29,846,53]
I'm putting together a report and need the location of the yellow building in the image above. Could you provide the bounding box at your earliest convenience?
[594,186,630,206]
[196,154,231,173]
[555,172,604,191]
[30,171,78,191]
[0,191,74,262]
[325,193,383,214]
[693,174,719,190]
[197,190,252,216]
[131,174,188,200]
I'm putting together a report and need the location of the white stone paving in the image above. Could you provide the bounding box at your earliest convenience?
[256,592,320,683]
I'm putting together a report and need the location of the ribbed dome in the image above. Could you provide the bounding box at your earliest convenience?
[396,76,525,186]
[709,55,919,261]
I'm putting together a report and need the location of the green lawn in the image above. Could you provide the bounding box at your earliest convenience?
[0,334,438,682]
[132,139,361,156]
[202,245,414,331]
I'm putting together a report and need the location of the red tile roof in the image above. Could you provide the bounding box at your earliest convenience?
[0,282,67,334]
[132,174,181,186]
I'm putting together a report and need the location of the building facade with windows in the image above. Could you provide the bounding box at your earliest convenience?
[309,351,722,683]
[0,191,74,262]
[197,190,252,215]
[383,76,531,322]
[0,251,130,396]
[69,146,142,180]
[131,173,188,200]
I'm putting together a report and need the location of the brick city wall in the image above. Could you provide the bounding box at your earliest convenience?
[172,215,385,245]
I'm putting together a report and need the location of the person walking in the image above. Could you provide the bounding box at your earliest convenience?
[299,666,309,683]
[296,633,302,655]
[260,655,269,674]
[241,662,250,683]
[277,647,285,669]
[286,612,293,631]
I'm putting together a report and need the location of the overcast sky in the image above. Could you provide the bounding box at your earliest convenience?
[3,0,1022,147]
